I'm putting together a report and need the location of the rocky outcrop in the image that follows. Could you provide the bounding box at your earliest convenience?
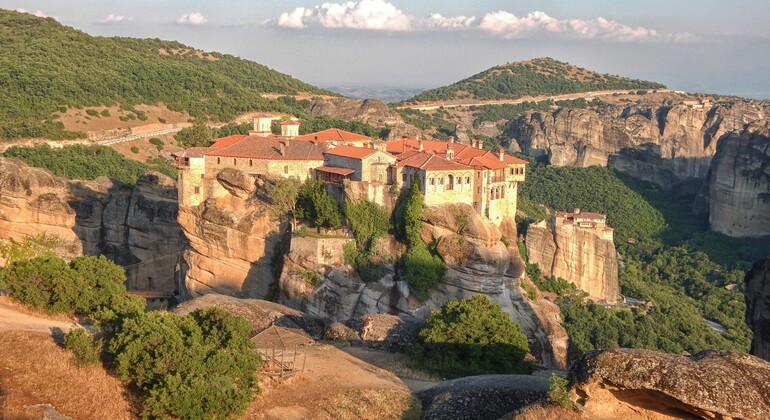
[418,375,549,420]
[308,97,403,127]
[745,255,770,361]
[178,173,289,299]
[569,348,770,419]
[508,101,767,189]
[276,203,569,368]
[700,121,770,237]
[0,159,181,291]
[525,222,619,303]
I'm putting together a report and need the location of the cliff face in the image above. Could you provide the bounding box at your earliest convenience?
[701,121,770,237]
[307,97,422,140]
[508,101,766,189]
[0,158,182,291]
[178,172,289,299]
[525,222,619,303]
[276,204,569,368]
[745,255,770,361]
[569,348,770,419]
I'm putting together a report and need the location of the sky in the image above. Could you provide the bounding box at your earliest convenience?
[3,1,770,98]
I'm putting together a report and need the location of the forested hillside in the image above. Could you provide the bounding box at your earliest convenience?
[0,9,334,140]
[518,160,764,355]
[408,57,664,102]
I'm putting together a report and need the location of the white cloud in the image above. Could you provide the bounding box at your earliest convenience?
[276,0,412,31]
[16,8,48,18]
[478,10,682,43]
[176,12,207,26]
[100,14,132,24]
[423,13,476,30]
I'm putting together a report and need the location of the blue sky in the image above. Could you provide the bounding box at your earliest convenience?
[3,1,770,97]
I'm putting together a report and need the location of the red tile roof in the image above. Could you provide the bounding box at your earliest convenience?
[395,151,468,171]
[210,134,247,149]
[172,147,210,159]
[204,136,324,160]
[295,128,374,143]
[323,145,379,159]
[315,166,355,176]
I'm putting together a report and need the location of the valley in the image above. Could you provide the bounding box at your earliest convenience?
[1,8,769,420]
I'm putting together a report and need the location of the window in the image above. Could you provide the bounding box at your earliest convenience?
[194,186,200,194]
[250,159,253,167]
[233,158,237,165]
[465,175,471,185]
[403,173,407,182]
[284,166,289,174]
[439,176,444,185]
[430,177,435,185]
[200,173,204,179]
[217,157,220,165]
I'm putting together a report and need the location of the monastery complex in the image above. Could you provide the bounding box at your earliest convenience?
[174,114,528,225]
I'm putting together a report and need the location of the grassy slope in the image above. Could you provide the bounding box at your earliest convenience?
[408,57,664,103]
[0,9,335,140]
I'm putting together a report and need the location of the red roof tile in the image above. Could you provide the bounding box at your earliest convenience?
[315,166,355,176]
[295,128,374,143]
[395,151,468,171]
[204,136,324,160]
[210,134,247,149]
[323,145,379,159]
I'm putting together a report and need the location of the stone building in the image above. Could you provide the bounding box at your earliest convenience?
[553,208,614,241]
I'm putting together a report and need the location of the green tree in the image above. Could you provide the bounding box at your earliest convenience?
[403,180,424,247]
[296,179,342,229]
[174,123,212,148]
[269,178,301,230]
[413,295,533,378]
[64,328,103,367]
[345,199,391,248]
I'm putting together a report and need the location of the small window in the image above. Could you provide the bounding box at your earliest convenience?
[200,173,204,179]
[402,173,407,182]
[217,157,221,165]
[430,178,435,186]
[465,176,471,184]
[250,159,253,167]
[284,166,289,174]
[194,186,200,194]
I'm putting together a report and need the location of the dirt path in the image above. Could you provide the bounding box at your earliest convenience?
[0,305,81,335]
[337,345,438,393]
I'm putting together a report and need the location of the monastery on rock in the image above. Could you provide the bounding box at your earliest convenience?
[174,115,527,225]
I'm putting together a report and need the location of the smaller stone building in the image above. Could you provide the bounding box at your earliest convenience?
[553,208,614,240]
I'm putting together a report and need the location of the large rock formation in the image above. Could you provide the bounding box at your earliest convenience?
[307,96,422,140]
[525,221,619,303]
[700,121,770,237]
[745,255,770,361]
[276,203,569,368]
[569,348,770,419]
[508,101,767,189]
[0,159,181,291]
[177,173,289,299]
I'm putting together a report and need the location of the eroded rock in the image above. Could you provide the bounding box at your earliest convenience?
[745,255,770,361]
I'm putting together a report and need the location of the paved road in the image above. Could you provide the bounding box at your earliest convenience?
[397,89,671,111]
[0,304,81,334]
[96,127,183,146]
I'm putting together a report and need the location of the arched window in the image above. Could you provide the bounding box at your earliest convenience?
[465,175,471,185]
[501,188,505,199]
[284,166,289,174]
[217,157,221,165]
[249,159,253,167]
[447,174,454,190]
[233,158,237,165]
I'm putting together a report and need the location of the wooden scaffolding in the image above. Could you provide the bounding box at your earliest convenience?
[251,325,312,378]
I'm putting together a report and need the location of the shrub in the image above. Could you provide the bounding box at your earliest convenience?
[86,109,99,117]
[157,117,166,124]
[100,109,110,117]
[64,328,103,367]
[149,137,164,152]
[548,373,572,408]
[297,179,342,229]
[130,146,139,154]
[345,199,390,248]
[109,308,260,419]
[413,295,533,378]
[404,245,445,301]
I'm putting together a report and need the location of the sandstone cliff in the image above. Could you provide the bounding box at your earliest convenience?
[276,203,569,368]
[0,158,181,291]
[699,121,770,237]
[569,348,770,419]
[507,101,767,189]
[525,222,619,303]
[745,255,770,361]
[178,172,289,299]
[307,97,422,140]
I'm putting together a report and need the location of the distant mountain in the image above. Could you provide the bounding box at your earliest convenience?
[407,57,665,103]
[325,86,425,103]
[0,9,335,140]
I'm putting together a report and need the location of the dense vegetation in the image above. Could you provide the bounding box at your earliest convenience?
[2,144,176,185]
[408,57,664,102]
[413,295,533,378]
[0,243,260,418]
[343,199,393,282]
[518,161,760,354]
[0,10,332,140]
[395,108,456,140]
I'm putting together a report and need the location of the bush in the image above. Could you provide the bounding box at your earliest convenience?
[157,117,166,124]
[149,137,164,152]
[100,109,110,117]
[109,308,260,419]
[413,295,533,378]
[404,245,445,301]
[130,146,139,154]
[548,373,572,408]
[64,328,103,367]
[86,109,99,117]
[297,179,342,229]
[345,199,391,248]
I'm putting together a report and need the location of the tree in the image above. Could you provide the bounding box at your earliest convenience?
[403,180,424,247]
[413,295,533,378]
[296,179,342,230]
[269,178,301,230]
[174,123,212,148]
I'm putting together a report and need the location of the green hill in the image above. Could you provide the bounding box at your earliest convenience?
[0,9,335,140]
[408,57,665,103]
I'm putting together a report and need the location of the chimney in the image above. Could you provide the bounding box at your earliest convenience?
[574,208,581,215]
[498,147,505,161]
[446,143,454,160]
[279,141,286,156]
[418,140,423,151]
[448,135,455,143]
